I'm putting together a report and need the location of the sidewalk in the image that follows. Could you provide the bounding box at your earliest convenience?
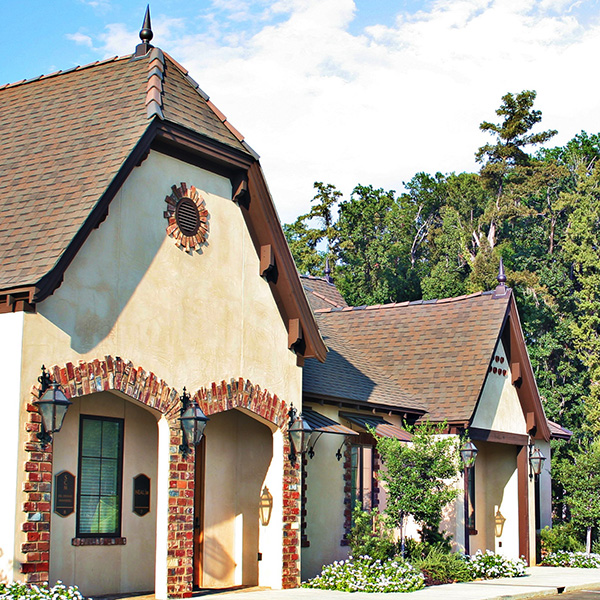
[203,566,600,600]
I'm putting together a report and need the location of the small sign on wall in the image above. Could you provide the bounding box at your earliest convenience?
[133,474,150,516]
[54,471,75,517]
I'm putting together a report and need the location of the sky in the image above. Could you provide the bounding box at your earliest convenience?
[3,0,600,224]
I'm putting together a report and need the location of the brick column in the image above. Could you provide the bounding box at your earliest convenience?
[282,436,301,588]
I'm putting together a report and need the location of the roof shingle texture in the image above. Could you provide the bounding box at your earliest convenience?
[301,276,348,311]
[305,291,511,422]
[0,52,250,292]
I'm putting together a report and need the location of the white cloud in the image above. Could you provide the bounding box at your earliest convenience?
[66,32,93,47]
[94,0,600,224]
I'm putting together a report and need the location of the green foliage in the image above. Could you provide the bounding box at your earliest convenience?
[0,582,86,600]
[540,524,584,554]
[348,507,397,561]
[302,556,425,593]
[412,547,474,585]
[542,551,600,568]
[374,422,461,548]
[465,550,527,578]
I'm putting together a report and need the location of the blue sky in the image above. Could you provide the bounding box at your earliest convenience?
[3,1,600,223]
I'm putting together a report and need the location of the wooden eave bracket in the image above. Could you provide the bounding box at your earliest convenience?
[260,244,277,282]
[0,287,37,313]
[288,318,306,356]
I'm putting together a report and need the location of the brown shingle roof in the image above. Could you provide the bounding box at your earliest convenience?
[306,290,511,422]
[0,50,251,294]
[300,276,348,311]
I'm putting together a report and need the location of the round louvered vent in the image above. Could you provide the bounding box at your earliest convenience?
[175,197,200,236]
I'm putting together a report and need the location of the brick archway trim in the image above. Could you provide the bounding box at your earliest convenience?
[22,357,301,595]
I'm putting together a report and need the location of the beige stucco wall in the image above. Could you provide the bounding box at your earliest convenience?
[14,150,302,591]
[302,404,348,580]
[202,409,281,589]
[471,340,527,436]
[49,392,159,596]
[0,312,24,584]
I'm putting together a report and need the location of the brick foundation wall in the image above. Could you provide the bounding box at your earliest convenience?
[23,359,296,595]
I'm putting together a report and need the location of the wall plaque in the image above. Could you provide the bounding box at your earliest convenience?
[54,471,75,517]
[133,474,150,516]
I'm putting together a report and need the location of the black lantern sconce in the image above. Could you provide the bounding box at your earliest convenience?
[179,388,209,458]
[528,444,546,480]
[288,404,312,464]
[259,486,273,526]
[460,440,478,468]
[34,366,72,446]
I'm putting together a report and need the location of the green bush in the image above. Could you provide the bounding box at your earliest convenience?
[412,547,474,585]
[540,524,584,555]
[303,555,425,593]
[542,551,600,568]
[465,550,526,579]
[0,582,86,600]
[348,507,397,561]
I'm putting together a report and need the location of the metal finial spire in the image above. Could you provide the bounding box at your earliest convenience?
[324,257,333,284]
[135,5,154,57]
[497,258,507,285]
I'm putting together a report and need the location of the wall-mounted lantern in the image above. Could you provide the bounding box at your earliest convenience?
[259,486,273,526]
[288,404,312,464]
[529,445,546,480]
[179,388,209,458]
[460,439,478,555]
[34,365,72,446]
[494,507,506,538]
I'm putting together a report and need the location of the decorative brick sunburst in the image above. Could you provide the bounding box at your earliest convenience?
[164,183,209,252]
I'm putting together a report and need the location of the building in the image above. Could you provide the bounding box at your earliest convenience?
[0,13,325,598]
[299,271,560,579]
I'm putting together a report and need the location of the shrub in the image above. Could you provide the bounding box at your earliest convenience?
[465,550,526,579]
[0,582,86,600]
[412,547,474,585]
[303,555,425,593]
[540,524,584,555]
[542,551,600,568]
[348,507,397,561]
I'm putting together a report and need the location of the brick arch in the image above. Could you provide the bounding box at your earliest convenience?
[22,358,302,594]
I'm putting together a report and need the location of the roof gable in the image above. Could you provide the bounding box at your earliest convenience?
[0,46,325,361]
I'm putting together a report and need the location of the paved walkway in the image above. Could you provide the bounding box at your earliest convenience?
[199,567,600,600]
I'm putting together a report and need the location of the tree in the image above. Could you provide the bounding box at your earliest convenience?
[558,441,600,553]
[374,423,461,557]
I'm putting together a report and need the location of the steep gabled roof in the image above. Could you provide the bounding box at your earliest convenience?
[0,46,326,361]
[305,286,549,439]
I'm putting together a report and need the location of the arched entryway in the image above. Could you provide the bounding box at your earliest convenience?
[196,409,274,590]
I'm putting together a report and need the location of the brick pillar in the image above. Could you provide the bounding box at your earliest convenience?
[282,436,301,588]
[166,425,195,598]
[21,400,53,582]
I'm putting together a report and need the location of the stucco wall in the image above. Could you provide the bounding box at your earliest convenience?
[302,404,348,580]
[49,392,159,596]
[14,150,302,591]
[202,409,280,589]
[471,340,527,436]
[0,312,24,583]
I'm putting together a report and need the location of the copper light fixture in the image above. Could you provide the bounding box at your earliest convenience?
[288,404,312,464]
[259,486,273,526]
[529,445,546,480]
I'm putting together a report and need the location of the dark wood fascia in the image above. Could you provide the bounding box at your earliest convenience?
[33,122,159,303]
[302,392,427,418]
[469,427,529,446]
[246,162,327,363]
[508,295,551,442]
[154,122,254,173]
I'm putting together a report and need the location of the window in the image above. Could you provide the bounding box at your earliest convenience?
[77,416,124,537]
[350,445,373,512]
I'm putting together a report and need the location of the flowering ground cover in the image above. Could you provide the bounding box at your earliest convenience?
[465,550,527,579]
[0,582,85,600]
[542,551,600,568]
